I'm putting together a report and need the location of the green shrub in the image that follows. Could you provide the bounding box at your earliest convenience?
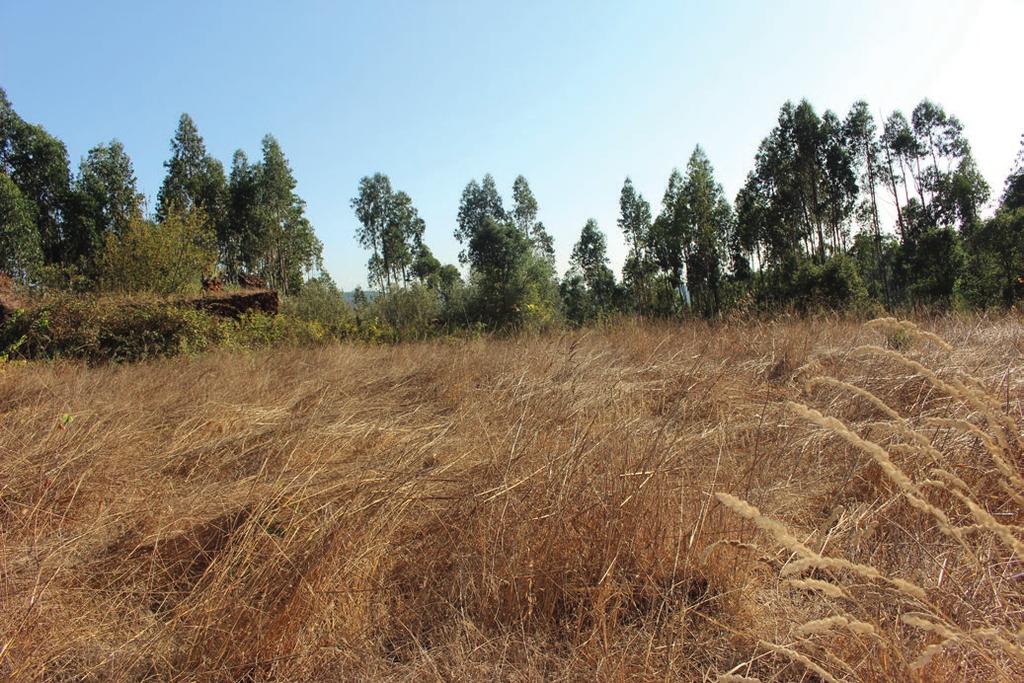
[0,294,218,362]
[280,273,357,338]
[223,311,329,349]
[369,284,443,339]
[758,254,868,313]
[97,209,217,296]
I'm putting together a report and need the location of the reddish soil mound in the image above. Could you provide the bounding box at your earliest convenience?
[189,289,279,318]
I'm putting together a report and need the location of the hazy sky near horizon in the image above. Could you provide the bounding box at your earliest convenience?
[2,0,1021,289]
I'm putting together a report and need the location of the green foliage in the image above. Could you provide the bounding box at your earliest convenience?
[562,218,621,324]
[795,253,869,311]
[452,175,558,329]
[960,208,1024,308]
[455,174,507,264]
[280,273,356,336]
[0,294,218,362]
[680,147,735,318]
[753,253,868,312]
[5,83,1024,351]
[511,175,555,265]
[849,230,900,304]
[244,135,322,294]
[1003,135,1024,211]
[155,114,227,226]
[65,140,145,269]
[0,172,42,280]
[224,310,329,349]
[1,88,72,264]
[617,177,658,313]
[368,284,444,339]
[463,216,558,329]
[898,225,965,307]
[97,210,217,295]
[736,100,857,269]
[0,293,344,363]
[351,173,425,291]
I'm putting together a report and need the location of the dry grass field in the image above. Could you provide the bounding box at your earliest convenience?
[1,316,1023,681]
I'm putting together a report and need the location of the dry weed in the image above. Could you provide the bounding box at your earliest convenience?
[0,315,1021,681]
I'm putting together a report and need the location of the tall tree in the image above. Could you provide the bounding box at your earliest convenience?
[226,150,258,279]
[679,147,734,317]
[386,189,425,286]
[454,174,556,326]
[250,135,322,294]
[820,110,858,253]
[352,173,393,290]
[845,101,889,305]
[455,173,506,263]
[562,218,618,322]
[0,89,72,264]
[0,173,42,279]
[66,140,144,266]
[737,100,860,267]
[650,168,685,296]
[351,173,427,291]
[570,219,613,289]
[617,177,655,311]
[155,114,227,232]
[1003,135,1024,211]
[511,174,555,264]
[511,175,538,236]
[880,111,919,239]
[961,136,1024,307]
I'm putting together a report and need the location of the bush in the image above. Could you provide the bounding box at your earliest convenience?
[0,294,217,362]
[796,253,870,311]
[223,311,329,349]
[368,284,444,340]
[97,210,217,296]
[0,293,338,363]
[280,273,357,338]
[754,254,869,313]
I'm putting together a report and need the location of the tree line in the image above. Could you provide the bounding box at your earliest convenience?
[1,87,322,295]
[3,84,1024,331]
[352,98,1023,328]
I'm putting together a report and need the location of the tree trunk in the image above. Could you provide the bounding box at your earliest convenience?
[865,145,890,308]
[883,145,907,241]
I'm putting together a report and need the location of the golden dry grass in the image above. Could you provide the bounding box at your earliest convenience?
[1,315,1022,681]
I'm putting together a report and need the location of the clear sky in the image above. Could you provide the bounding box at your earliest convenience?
[2,0,1021,290]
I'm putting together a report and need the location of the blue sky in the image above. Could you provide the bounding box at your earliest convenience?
[2,0,1021,290]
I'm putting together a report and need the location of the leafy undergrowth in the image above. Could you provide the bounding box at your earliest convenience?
[0,293,336,363]
[0,315,1022,681]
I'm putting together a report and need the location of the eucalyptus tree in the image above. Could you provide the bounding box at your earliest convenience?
[562,218,618,322]
[845,101,889,304]
[511,174,555,264]
[249,135,321,294]
[66,140,145,266]
[155,114,227,232]
[453,174,557,326]
[0,173,41,279]
[879,111,923,242]
[736,100,859,269]
[0,88,72,264]
[1003,134,1024,211]
[455,173,506,264]
[650,168,686,302]
[352,173,424,291]
[961,135,1024,307]
[679,147,734,317]
[617,177,655,311]
[226,150,258,279]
